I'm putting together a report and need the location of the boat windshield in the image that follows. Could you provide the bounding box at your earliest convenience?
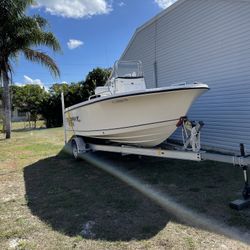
[111,61,143,79]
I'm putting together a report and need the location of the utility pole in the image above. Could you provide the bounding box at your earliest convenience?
[61,91,67,144]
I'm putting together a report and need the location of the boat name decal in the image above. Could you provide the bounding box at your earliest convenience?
[66,113,81,128]
[68,116,81,122]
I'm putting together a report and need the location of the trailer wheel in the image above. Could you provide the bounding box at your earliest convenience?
[71,139,80,160]
[71,137,88,160]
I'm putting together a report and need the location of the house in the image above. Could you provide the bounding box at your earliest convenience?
[11,108,29,122]
[0,100,29,122]
[121,0,250,153]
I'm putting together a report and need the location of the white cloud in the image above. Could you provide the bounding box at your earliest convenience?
[118,2,125,7]
[155,0,177,9]
[24,75,44,87]
[34,0,112,18]
[67,39,84,50]
[15,75,45,88]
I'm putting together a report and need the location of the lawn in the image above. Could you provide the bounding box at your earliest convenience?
[0,127,249,249]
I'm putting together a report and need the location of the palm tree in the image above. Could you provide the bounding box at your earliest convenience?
[0,0,61,138]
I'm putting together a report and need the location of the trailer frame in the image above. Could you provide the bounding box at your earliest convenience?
[61,92,250,210]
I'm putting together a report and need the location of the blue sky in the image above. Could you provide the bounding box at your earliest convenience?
[14,0,176,88]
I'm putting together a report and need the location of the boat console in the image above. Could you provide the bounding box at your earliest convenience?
[94,60,146,97]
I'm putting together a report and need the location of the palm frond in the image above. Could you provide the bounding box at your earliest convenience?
[0,0,61,80]
[41,32,61,52]
[2,15,61,60]
[15,0,34,11]
[33,14,48,29]
[0,0,34,18]
[6,16,61,53]
[23,48,60,77]
[28,31,61,52]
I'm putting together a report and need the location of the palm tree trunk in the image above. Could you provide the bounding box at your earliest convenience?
[2,70,11,139]
[1,101,6,133]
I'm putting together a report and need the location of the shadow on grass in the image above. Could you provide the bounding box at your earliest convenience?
[23,145,250,243]
[23,149,170,240]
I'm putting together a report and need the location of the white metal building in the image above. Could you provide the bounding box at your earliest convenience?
[121,0,250,153]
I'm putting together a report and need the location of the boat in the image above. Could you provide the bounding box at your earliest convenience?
[65,60,209,147]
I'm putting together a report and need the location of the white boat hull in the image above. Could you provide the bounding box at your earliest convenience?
[65,85,208,147]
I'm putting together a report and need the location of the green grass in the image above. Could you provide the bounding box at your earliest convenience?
[0,127,250,249]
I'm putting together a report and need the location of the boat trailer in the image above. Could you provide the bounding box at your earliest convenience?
[61,93,250,210]
[69,125,250,210]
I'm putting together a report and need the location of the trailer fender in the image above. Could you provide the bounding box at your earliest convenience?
[71,137,89,159]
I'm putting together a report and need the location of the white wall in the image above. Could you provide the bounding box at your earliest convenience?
[121,0,250,153]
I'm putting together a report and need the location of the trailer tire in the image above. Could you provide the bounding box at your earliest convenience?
[71,139,80,160]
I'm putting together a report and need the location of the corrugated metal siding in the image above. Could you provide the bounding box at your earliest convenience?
[121,22,156,88]
[121,0,250,153]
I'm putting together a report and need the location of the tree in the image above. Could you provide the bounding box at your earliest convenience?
[12,85,47,128]
[40,67,112,128]
[40,83,84,128]
[0,0,61,138]
[0,87,4,132]
[84,67,111,95]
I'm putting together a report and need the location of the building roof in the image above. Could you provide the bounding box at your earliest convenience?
[121,0,250,58]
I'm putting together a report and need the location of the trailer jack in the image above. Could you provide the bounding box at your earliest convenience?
[242,166,250,200]
[240,143,250,200]
[229,144,250,210]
